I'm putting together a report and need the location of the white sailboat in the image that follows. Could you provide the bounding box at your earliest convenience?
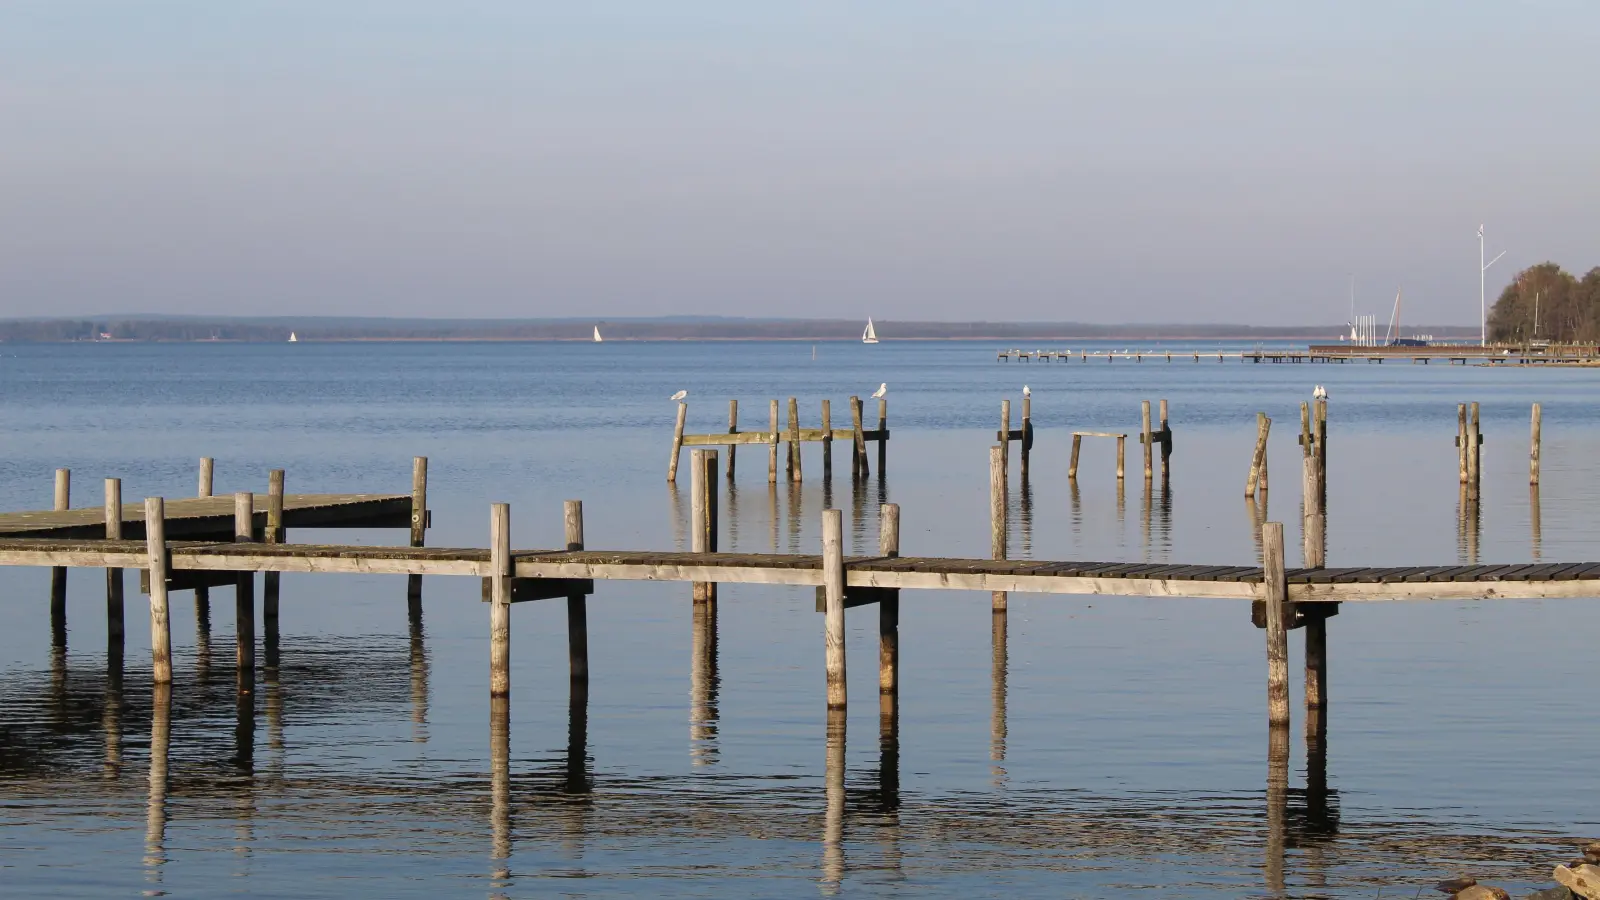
[862,318,879,344]
[593,325,603,343]
[288,332,298,343]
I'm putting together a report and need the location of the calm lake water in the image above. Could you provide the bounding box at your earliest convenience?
[1,340,1596,898]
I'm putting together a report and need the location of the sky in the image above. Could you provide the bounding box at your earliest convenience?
[1,1,1596,324]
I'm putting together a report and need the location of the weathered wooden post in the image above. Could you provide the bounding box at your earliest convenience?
[1530,402,1542,485]
[667,401,688,482]
[264,470,284,660]
[1457,403,1468,484]
[565,500,588,688]
[820,399,833,481]
[1141,400,1153,481]
[145,498,172,685]
[1467,402,1481,502]
[850,396,867,479]
[1262,522,1290,727]
[105,478,124,656]
[691,449,718,603]
[1018,395,1031,483]
[1315,398,1328,502]
[821,508,847,709]
[408,456,428,612]
[990,445,1007,612]
[877,397,889,475]
[768,400,780,484]
[878,503,900,701]
[1246,413,1271,497]
[198,457,214,497]
[1115,435,1126,480]
[999,399,1011,482]
[1068,433,1082,480]
[234,492,255,683]
[726,399,738,479]
[1302,447,1324,569]
[50,469,69,637]
[787,396,802,483]
[1159,398,1172,477]
[488,503,511,697]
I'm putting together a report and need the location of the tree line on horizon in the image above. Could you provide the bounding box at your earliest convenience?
[1488,263,1600,343]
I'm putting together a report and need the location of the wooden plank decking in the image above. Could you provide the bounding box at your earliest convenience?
[2,538,1597,602]
[0,493,412,539]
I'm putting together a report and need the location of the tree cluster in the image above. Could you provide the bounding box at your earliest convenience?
[1488,263,1600,343]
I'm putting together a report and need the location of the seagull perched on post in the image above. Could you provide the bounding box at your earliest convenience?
[1022,385,1031,398]
[871,383,887,399]
[1312,385,1327,400]
[670,390,688,402]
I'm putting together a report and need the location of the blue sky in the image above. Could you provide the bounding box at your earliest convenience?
[1,1,1595,323]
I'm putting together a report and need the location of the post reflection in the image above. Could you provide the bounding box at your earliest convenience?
[690,599,721,766]
[785,482,802,555]
[1069,478,1082,540]
[991,609,1008,784]
[409,602,430,744]
[1265,724,1289,897]
[1530,484,1542,560]
[821,707,846,894]
[1141,478,1153,561]
[196,590,214,685]
[1157,474,1174,557]
[102,655,123,780]
[876,697,904,881]
[233,686,257,869]
[490,696,511,882]
[1018,478,1033,559]
[144,682,172,885]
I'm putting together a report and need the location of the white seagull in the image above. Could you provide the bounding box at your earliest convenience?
[1022,385,1031,398]
[871,383,887,399]
[670,390,688,401]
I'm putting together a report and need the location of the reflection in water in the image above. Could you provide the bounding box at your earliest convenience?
[726,481,741,551]
[850,478,867,555]
[489,696,511,882]
[102,655,123,781]
[144,683,171,886]
[690,600,720,767]
[106,568,124,678]
[1265,725,1289,896]
[1115,477,1126,537]
[1018,479,1034,559]
[1457,486,1481,565]
[767,483,778,554]
[196,591,214,685]
[1530,484,1542,560]
[409,602,429,745]
[991,610,1008,784]
[1069,479,1082,537]
[50,568,67,653]
[821,708,846,894]
[1142,478,1153,561]
[785,482,802,555]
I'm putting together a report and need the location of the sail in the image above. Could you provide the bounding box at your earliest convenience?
[288,332,298,343]
[862,318,878,343]
[593,325,603,343]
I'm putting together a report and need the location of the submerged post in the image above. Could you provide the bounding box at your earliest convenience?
[145,498,172,685]
[821,399,833,481]
[488,503,511,697]
[822,508,847,709]
[667,401,688,482]
[198,457,215,497]
[565,500,588,688]
[1141,400,1153,481]
[879,503,900,700]
[1530,402,1542,485]
[1262,522,1290,728]
[691,449,719,603]
[990,445,1007,612]
[105,478,124,654]
[234,492,255,681]
[408,456,428,611]
[787,396,802,483]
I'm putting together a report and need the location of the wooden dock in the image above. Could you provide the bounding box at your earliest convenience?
[0,493,413,539]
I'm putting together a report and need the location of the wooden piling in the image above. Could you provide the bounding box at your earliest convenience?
[264,470,283,644]
[878,503,900,698]
[691,449,718,603]
[1141,400,1153,481]
[877,397,888,475]
[488,503,511,697]
[668,402,688,482]
[1115,435,1126,481]
[234,492,255,680]
[1457,403,1468,484]
[1159,398,1171,476]
[1302,452,1324,569]
[1068,434,1082,480]
[787,397,801,483]
[198,457,214,497]
[51,469,68,632]
[1305,611,1328,711]
[1019,396,1031,482]
[850,396,867,479]
[1262,522,1290,727]
[1315,398,1328,502]
[406,457,429,613]
[768,400,779,484]
[565,500,588,687]
[726,400,738,479]
[822,508,847,709]
[990,445,1008,612]
[820,399,832,481]
[1300,402,1312,458]
[145,498,172,685]
[1246,413,1270,497]
[1530,402,1542,485]
[1467,402,1481,502]
[1000,400,1011,483]
[105,478,124,653]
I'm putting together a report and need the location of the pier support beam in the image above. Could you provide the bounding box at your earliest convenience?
[877,398,889,476]
[878,503,900,703]
[105,478,124,665]
[850,396,867,480]
[822,508,847,709]
[691,449,718,603]
[51,468,69,645]
[787,397,802,483]
[407,457,428,614]
[726,400,738,479]
[234,492,255,689]
[1467,402,1482,502]
[820,399,832,482]
[488,503,511,697]
[1530,402,1542,485]
[145,498,172,685]
[264,470,283,669]
[565,500,588,690]
[1262,522,1290,727]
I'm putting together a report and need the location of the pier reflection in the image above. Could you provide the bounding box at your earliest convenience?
[991,609,1008,784]
[1530,484,1542,560]
[144,682,171,887]
[690,598,720,766]
[1018,479,1034,559]
[821,707,846,894]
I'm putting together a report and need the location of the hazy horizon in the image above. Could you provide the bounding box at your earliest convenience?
[3,2,1596,324]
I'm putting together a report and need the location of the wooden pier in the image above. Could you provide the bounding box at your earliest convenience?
[668,397,889,483]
